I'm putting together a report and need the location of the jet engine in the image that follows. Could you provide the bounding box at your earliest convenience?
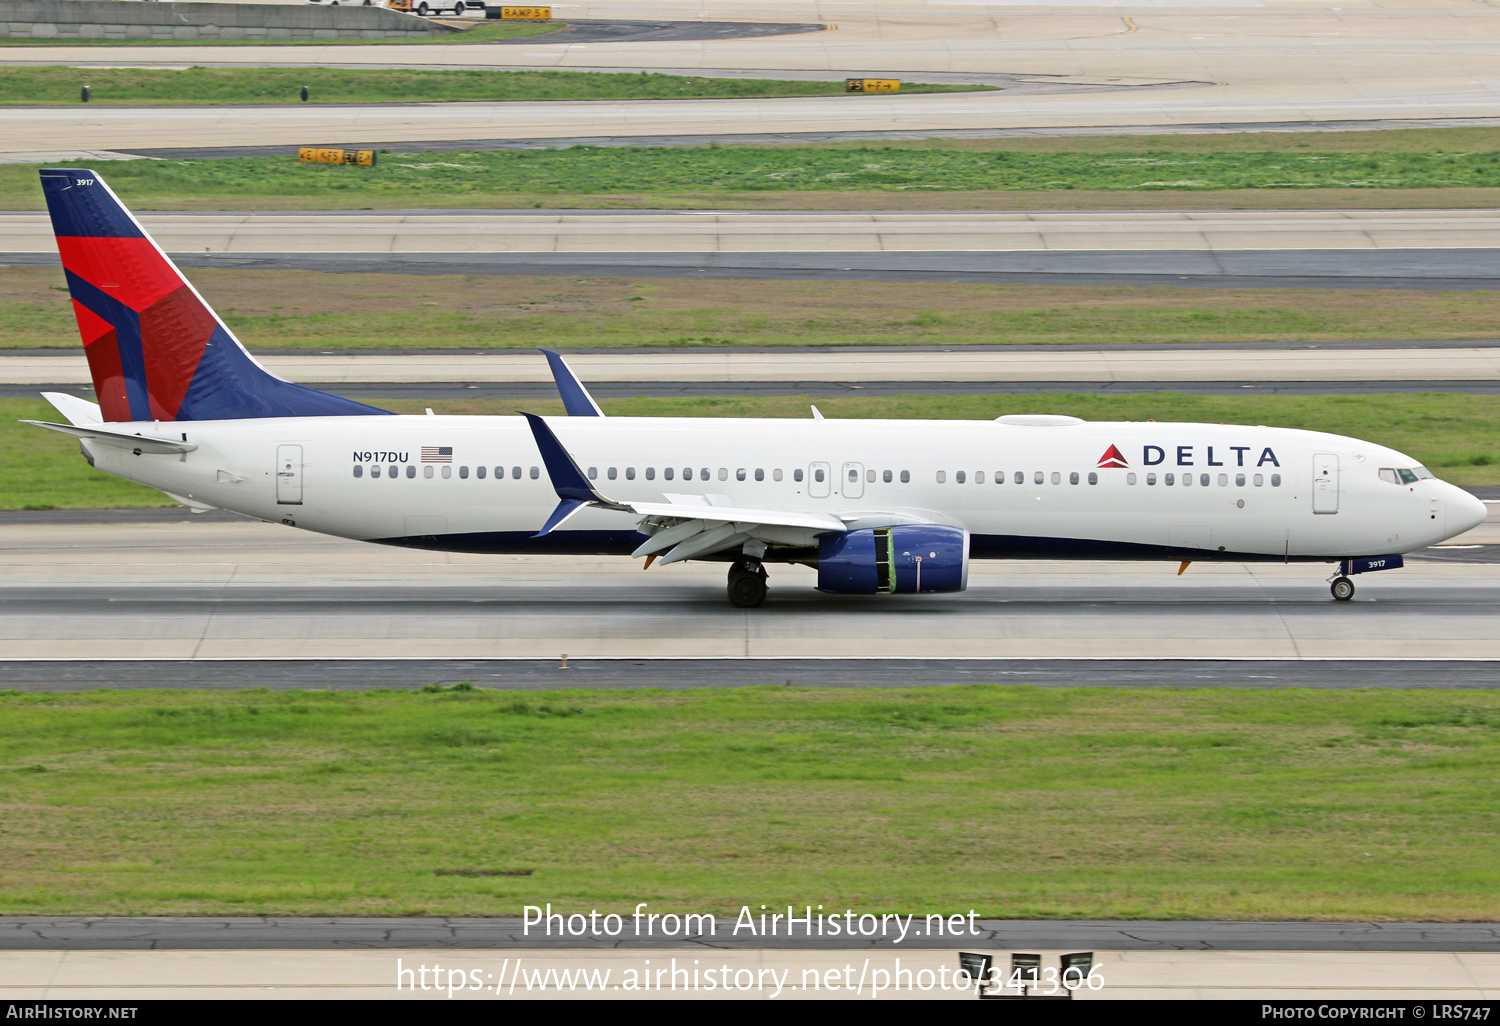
[817,525,970,594]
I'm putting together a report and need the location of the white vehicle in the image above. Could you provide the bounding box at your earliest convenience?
[31,169,1487,607]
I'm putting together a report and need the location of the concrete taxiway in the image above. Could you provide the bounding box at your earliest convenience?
[2,520,1499,661]
[4,1,1500,154]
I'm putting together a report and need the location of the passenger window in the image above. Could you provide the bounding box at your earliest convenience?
[701,468,711,481]
[866,469,875,483]
[849,468,859,482]
[1033,471,1043,485]
[1050,471,1060,485]
[1014,471,1023,485]
[646,467,655,481]
[995,471,1004,484]
[353,465,363,479]
[1088,471,1098,485]
[718,468,727,481]
[936,471,947,484]
[1127,472,1137,485]
[477,466,486,480]
[1146,473,1156,486]
[626,467,636,481]
[883,469,892,483]
[1254,474,1263,486]
[1165,473,1175,486]
[1217,473,1227,487]
[406,465,416,479]
[1271,474,1282,487]
[775,469,784,482]
[1070,471,1079,485]
[900,470,910,483]
[608,467,618,480]
[512,466,521,479]
[737,468,746,481]
[1379,468,1398,484]
[425,466,435,479]
[755,469,765,482]
[685,467,694,481]
[530,467,539,480]
[495,466,503,480]
[389,465,397,479]
[1235,473,1245,486]
[1183,473,1192,486]
[975,471,985,484]
[793,469,802,482]
[664,467,674,481]
[815,468,826,483]
[588,467,597,480]
[956,471,966,484]
[1199,473,1210,487]
[460,466,469,479]
[442,466,452,480]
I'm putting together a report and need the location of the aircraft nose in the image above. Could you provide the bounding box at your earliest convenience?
[1447,487,1488,537]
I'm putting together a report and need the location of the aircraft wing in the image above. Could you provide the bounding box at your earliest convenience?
[522,413,847,563]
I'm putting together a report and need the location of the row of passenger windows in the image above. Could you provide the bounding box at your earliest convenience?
[354,465,541,480]
[937,470,1283,487]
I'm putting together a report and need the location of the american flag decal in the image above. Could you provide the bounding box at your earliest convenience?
[421,446,453,463]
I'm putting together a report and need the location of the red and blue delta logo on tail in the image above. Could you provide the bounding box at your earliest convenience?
[40,170,389,423]
[1096,444,1128,469]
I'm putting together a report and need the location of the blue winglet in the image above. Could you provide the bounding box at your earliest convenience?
[535,498,587,538]
[541,349,604,417]
[524,412,618,536]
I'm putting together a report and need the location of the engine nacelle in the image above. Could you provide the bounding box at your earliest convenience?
[817,525,970,595]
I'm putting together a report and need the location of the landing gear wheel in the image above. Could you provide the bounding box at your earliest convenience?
[1331,576,1355,602]
[727,561,768,608]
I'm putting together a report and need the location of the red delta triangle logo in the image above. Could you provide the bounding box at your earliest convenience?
[1096,444,1129,469]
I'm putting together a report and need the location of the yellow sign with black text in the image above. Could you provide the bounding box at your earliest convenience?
[845,78,900,93]
[499,6,551,18]
[298,148,377,167]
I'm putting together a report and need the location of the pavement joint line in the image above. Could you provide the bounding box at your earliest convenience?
[5,656,1500,663]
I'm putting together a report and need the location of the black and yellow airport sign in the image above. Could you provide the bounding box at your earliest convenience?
[387,0,412,10]
[845,78,900,93]
[298,148,377,168]
[499,5,551,18]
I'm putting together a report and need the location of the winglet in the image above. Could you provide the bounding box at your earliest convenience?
[522,412,627,536]
[541,349,604,417]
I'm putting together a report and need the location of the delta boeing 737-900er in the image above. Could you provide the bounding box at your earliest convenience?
[26,169,1488,607]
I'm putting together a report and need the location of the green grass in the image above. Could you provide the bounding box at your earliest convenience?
[4,142,1500,210]
[5,392,1498,512]
[1,685,1496,918]
[0,65,983,105]
[0,19,562,45]
[8,268,1500,351]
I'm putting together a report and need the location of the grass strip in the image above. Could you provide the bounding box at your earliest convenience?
[0,19,562,45]
[5,392,1498,511]
[0,66,984,105]
[1,685,1496,918]
[5,140,1500,208]
[7,268,1500,351]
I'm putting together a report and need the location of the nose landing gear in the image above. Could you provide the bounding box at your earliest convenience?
[1330,576,1355,602]
[728,560,768,608]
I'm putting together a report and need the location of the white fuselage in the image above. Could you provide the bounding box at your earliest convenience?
[80,414,1484,563]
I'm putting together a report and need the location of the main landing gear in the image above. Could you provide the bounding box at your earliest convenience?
[728,559,768,608]
[1330,576,1355,602]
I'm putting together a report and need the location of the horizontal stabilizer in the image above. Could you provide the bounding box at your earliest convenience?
[22,419,197,454]
[41,391,102,427]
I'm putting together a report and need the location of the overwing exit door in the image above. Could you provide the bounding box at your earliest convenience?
[1312,453,1338,514]
[842,462,865,499]
[276,444,303,505]
[808,462,831,498]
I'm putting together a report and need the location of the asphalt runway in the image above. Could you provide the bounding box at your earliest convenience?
[3,917,1497,951]
[2,521,1499,661]
[13,249,1500,291]
[3,657,1499,691]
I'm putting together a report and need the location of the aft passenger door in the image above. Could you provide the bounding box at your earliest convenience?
[1312,453,1338,514]
[808,461,831,498]
[276,444,303,506]
[842,461,865,499]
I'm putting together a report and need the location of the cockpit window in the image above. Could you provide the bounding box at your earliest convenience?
[1383,467,1431,485]
[1414,466,1434,480]
[1398,469,1419,484]
[1379,468,1399,484]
